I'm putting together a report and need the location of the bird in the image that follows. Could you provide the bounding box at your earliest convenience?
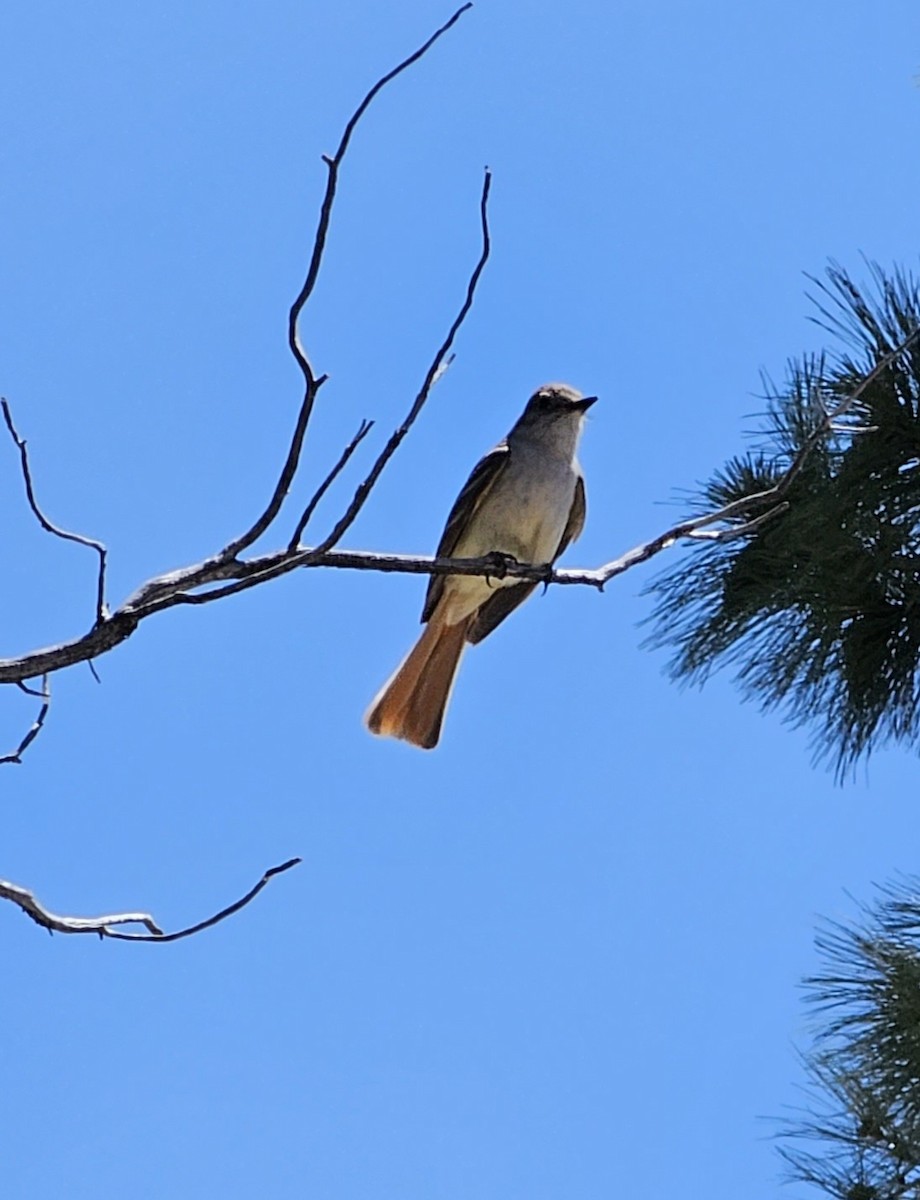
[365,382,596,748]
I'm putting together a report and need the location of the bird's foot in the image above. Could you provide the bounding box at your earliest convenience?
[484,550,520,586]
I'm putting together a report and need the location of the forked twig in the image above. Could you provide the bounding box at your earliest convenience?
[0,858,301,941]
[106,167,492,612]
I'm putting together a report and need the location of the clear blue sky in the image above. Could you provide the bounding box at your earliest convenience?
[1,3,919,1197]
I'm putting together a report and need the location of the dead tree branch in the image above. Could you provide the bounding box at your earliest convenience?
[0,156,492,686]
[0,857,301,941]
[0,7,481,688]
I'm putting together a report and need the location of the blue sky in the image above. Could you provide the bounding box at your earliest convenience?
[1,2,919,1196]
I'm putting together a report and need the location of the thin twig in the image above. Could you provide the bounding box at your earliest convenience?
[0,858,301,941]
[289,418,374,549]
[1,675,50,765]
[219,5,472,563]
[2,399,108,623]
[286,2,473,378]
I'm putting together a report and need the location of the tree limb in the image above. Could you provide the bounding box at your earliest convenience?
[0,857,301,941]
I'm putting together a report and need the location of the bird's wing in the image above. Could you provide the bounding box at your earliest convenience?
[421,443,511,623]
[555,472,587,559]
[467,473,587,646]
[466,581,537,644]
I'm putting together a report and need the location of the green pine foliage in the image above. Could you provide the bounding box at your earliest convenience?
[779,880,920,1199]
[645,263,920,775]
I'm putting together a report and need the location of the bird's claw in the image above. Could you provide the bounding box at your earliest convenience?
[484,550,519,587]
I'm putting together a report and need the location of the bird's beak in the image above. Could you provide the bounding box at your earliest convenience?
[576,395,598,412]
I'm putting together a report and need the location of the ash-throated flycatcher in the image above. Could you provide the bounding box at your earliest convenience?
[365,383,596,748]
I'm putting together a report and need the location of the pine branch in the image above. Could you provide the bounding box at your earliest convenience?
[646,263,920,776]
[778,878,920,1199]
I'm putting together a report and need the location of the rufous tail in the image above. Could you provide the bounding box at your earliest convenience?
[365,614,472,749]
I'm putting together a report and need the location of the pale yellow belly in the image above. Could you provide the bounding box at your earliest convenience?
[439,455,576,625]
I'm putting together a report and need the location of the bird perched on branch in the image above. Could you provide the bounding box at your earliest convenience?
[366,383,597,748]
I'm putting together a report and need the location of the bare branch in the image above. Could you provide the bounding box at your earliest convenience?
[1,675,50,765]
[288,418,374,550]
[2,398,108,623]
[219,5,472,563]
[0,857,301,941]
[0,7,486,692]
[288,2,473,378]
[114,160,489,620]
[3,10,913,716]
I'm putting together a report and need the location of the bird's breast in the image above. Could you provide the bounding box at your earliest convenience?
[454,448,576,563]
